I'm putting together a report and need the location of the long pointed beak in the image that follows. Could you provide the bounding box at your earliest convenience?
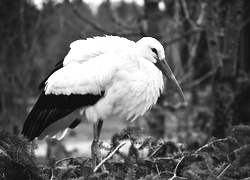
[156,58,186,102]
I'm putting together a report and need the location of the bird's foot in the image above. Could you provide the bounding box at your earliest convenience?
[91,140,105,172]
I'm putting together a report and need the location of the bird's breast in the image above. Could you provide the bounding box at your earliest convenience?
[85,60,164,123]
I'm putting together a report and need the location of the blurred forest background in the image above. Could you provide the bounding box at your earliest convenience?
[0,0,250,161]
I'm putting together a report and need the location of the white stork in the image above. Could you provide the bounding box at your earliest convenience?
[22,36,186,169]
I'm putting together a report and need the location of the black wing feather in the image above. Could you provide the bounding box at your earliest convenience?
[69,118,82,129]
[22,90,104,141]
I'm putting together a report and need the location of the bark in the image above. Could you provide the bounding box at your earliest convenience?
[208,0,243,138]
[233,0,250,125]
[239,0,250,72]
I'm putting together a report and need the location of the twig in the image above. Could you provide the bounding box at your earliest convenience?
[196,2,207,25]
[217,164,231,179]
[162,28,204,47]
[240,16,250,30]
[148,140,164,158]
[155,157,176,161]
[180,0,196,28]
[195,138,229,154]
[181,69,217,88]
[93,142,126,173]
[166,68,216,97]
[169,156,187,180]
[174,156,185,175]
[181,0,190,19]
[155,163,161,177]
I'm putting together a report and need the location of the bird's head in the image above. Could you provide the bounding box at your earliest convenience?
[136,37,186,102]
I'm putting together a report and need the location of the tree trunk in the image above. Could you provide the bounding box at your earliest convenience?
[209,0,243,138]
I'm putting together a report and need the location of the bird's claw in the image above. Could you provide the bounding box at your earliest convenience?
[91,140,102,171]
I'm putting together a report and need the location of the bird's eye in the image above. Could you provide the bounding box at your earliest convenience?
[151,48,158,56]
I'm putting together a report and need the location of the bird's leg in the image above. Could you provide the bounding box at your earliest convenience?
[91,119,103,171]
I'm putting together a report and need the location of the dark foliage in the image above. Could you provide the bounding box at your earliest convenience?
[1,127,250,180]
[0,131,46,180]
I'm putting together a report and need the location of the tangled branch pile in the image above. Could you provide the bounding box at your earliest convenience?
[0,127,250,180]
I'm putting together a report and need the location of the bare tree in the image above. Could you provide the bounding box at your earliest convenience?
[206,0,244,137]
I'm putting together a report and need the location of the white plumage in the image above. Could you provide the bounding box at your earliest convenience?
[45,36,165,127]
[22,36,185,168]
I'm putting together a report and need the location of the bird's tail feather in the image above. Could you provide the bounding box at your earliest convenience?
[22,91,77,141]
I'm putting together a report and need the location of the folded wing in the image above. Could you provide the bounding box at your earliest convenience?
[22,36,132,141]
[22,57,114,140]
[22,91,103,140]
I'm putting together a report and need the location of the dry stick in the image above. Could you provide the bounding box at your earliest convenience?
[240,16,250,30]
[182,69,217,88]
[166,68,216,100]
[93,142,126,173]
[148,139,165,158]
[180,0,197,28]
[196,2,207,25]
[217,164,231,179]
[195,138,229,154]
[162,28,204,47]
[216,145,250,179]
[155,157,176,161]
[169,156,187,180]
[153,163,161,179]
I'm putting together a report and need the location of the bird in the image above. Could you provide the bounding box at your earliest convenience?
[22,36,186,170]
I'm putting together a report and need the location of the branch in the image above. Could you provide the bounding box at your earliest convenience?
[180,0,196,28]
[165,68,216,98]
[148,143,164,159]
[195,138,229,154]
[93,142,126,173]
[181,69,217,89]
[240,16,250,30]
[162,28,204,47]
[196,2,207,25]
[169,156,187,180]
[217,164,231,179]
[180,0,190,19]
